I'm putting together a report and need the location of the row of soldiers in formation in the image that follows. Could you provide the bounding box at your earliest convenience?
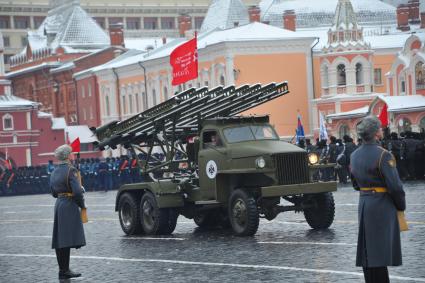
[0,154,163,196]
[298,131,425,183]
[1,131,424,196]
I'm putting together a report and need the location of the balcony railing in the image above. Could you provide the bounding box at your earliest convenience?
[356,85,365,93]
[337,86,346,94]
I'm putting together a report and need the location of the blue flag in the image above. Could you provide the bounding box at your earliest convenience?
[296,115,305,144]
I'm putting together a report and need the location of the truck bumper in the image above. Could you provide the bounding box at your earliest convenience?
[260,181,337,197]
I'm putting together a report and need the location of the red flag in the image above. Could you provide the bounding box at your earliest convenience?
[70,138,81,153]
[170,36,198,86]
[378,104,388,127]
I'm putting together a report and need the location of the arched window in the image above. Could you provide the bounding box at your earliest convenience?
[339,124,350,139]
[322,65,329,88]
[420,116,425,132]
[400,76,406,95]
[337,64,346,86]
[356,63,363,85]
[397,117,412,133]
[163,86,168,101]
[105,96,110,116]
[220,75,225,86]
[415,61,425,90]
[2,114,13,131]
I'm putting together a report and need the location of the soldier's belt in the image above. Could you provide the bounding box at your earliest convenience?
[360,187,388,193]
[58,192,74,197]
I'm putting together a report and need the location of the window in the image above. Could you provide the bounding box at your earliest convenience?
[83,108,87,120]
[94,17,105,29]
[88,84,92,97]
[374,68,382,85]
[109,17,123,25]
[2,114,13,130]
[105,96,110,116]
[223,125,278,143]
[141,91,146,110]
[81,86,85,98]
[195,17,204,30]
[397,118,411,133]
[144,17,158,30]
[415,62,425,90]
[0,16,10,29]
[4,54,12,65]
[203,131,224,148]
[337,64,346,86]
[14,16,30,29]
[400,79,406,94]
[420,117,425,132]
[355,63,363,85]
[3,36,10,47]
[33,16,45,29]
[135,93,139,113]
[90,106,93,119]
[122,96,126,114]
[21,36,28,47]
[126,17,140,30]
[339,124,350,139]
[322,65,329,88]
[204,81,209,87]
[152,89,157,105]
[163,86,168,101]
[220,75,225,86]
[129,94,133,113]
[161,17,175,29]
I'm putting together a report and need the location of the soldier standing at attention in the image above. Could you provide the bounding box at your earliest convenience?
[50,144,86,279]
[350,116,406,283]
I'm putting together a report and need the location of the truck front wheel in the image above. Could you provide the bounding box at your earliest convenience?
[118,192,143,235]
[228,189,259,236]
[303,192,335,229]
[140,192,178,235]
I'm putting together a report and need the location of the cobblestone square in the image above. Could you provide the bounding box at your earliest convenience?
[0,182,424,282]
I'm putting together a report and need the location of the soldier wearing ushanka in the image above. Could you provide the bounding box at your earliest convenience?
[350,116,406,283]
[50,144,86,280]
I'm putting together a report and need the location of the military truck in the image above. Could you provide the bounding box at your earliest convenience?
[92,82,337,236]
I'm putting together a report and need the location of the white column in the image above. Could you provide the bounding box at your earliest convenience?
[328,69,337,95]
[346,66,356,94]
[225,55,234,85]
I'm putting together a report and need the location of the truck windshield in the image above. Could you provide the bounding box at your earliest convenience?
[223,125,279,143]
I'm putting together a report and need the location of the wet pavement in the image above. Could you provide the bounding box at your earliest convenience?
[0,182,424,282]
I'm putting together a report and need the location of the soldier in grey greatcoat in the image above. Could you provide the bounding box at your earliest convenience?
[350,116,406,283]
[50,144,86,280]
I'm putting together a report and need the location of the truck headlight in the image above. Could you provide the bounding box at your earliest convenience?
[256,157,266,168]
[308,153,319,165]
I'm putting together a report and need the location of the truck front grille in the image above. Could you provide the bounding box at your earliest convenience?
[273,152,310,185]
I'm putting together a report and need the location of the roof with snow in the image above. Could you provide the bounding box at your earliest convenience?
[379,95,425,112]
[260,0,397,29]
[332,0,359,31]
[200,0,250,33]
[66,125,98,143]
[0,95,39,110]
[78,22,315,77]
[327,105,369,119]
[11,0,109,64]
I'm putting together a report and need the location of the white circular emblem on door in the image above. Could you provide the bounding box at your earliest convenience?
[206,160,218,179]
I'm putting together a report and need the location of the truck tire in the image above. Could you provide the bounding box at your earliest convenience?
[140,191,178,235]
[228,189,259,236]
[304,192,335,229]
[118,192,143,235]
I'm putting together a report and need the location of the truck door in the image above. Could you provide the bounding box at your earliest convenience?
[198,130,227,200]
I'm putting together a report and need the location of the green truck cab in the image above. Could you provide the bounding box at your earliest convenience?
[116,115,337,236]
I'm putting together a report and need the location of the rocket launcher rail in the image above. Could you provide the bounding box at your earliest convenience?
[92,82,289,150]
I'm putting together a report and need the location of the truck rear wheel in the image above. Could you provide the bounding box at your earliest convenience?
[304,192,335,229]
[118,192,143,235]
[228,189,259,236]
[140,191,178,235]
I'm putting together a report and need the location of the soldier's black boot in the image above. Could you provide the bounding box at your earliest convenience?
[57,248,81,279]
